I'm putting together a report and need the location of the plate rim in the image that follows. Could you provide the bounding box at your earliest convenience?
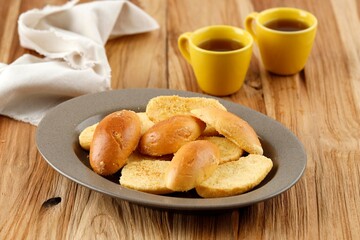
[36,88,307,211]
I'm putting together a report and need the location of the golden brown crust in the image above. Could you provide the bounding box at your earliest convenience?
[139,115,206,156]
[165,140,220,192]
[89,110,141,176]
[191,107,263,155]
[78,112,154,151]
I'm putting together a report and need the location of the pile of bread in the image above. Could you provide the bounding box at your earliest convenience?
[78,95,273,198]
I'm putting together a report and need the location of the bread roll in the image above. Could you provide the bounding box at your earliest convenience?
[195,154,273,198]
[89,110,141,176]
[145,95,226,135]
[165,140,220,192]
[139,115,206,156]
[120,160,173,194]
[191,107,263,155]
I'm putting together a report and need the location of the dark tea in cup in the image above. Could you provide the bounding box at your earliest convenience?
[264,19,309,32]
[245,7,317,75]
[197,39,245,51]
[178,25,253,96]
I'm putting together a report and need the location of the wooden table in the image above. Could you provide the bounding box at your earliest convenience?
[1,0,359,239]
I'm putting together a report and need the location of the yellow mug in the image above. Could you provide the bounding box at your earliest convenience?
[245,7,317,75]
[178,25,253,96]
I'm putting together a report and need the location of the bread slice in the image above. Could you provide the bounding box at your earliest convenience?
[78,112,154,151]
[191,107,263,155]
[146,95,227,122]
[198,136,244,164]
[79,123,98,150]
[120,160,173,195]
[126,150,172,163]
[136,112,155,135]
[195,154,273,198]
[145,95,226,135]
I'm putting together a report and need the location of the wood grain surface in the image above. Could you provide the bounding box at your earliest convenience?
[1,0,359,239]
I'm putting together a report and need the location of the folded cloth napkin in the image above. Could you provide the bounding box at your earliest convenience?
[0,0,159,125]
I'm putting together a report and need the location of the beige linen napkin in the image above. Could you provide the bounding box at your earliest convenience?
[0,0,159,125]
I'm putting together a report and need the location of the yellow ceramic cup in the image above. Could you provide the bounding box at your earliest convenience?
[178,25,253,96]
[245,8,317,75]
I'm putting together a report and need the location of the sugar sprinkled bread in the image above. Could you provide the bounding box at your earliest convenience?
[126,150,172,163]
[146,95,226,135]
[136,112,155,135]
[191,107,263,155]
[146,95,227,122]
[79,123,98,151]
[195,154,273,198]
[198,136,244,164]
[120,160,173,195]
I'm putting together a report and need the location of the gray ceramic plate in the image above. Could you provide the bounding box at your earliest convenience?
[36,88,306,211]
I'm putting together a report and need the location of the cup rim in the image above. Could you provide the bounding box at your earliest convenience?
[189,25,254,54]
[256,7,318,34]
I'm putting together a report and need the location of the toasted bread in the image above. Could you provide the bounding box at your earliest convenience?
[120,160,173,195]
[191,107,263,155]
[79,123,98,151]
[145,95,226,135]
[198,136,244,164]
[195,154,273,198]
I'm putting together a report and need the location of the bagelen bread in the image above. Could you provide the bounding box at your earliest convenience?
[198,136,244,164]
[146,95,227,122]
[195,154,273,198]
[127,150,173,163]
[145,95,226,135]
[191,107,263,155]
[136,112,155,135]
[79,123,98,151]
[120,160,173,194]
[89,110,141,176]
[139,115,206,156]
[165,140,220,192]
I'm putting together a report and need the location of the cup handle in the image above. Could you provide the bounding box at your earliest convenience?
[245,12,259,42]
[178,32,192,64]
